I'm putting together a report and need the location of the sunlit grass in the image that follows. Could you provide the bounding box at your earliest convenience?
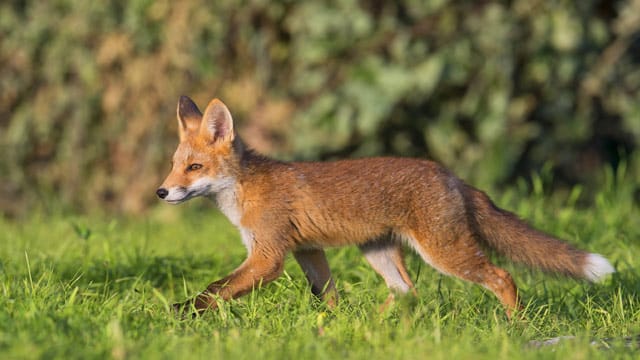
[0,179,638,359]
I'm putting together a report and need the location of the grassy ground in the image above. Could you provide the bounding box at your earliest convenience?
[1,172,638,359]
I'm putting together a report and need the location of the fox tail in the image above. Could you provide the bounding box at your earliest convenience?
[465,186,614,281]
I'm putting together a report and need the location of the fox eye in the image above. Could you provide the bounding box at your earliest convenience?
[186,163,202,171]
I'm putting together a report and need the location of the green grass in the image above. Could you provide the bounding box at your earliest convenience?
[1,176,639,359]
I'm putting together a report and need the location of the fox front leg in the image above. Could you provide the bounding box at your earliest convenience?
[293,248,338,307]
[173,251,285,316]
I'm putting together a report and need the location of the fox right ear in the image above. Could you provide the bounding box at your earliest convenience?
[177,95,202,141]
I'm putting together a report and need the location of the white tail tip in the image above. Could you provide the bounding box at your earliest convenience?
[583,253,615,282]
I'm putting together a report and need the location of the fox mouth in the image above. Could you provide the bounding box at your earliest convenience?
[164,189,197,204]
[160,178,219,204]
[166,190,197,204]
[166,198,186,204]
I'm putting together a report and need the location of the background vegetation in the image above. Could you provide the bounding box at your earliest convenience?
[1,1,639,358]
[1,0,640,216]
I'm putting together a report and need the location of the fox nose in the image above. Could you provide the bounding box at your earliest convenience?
[156,188,169,199]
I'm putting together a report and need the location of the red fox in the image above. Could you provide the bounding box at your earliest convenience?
[157,96,615,318]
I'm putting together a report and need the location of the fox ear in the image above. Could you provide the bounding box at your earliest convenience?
[200,98,234,144]
[177,95,202,141]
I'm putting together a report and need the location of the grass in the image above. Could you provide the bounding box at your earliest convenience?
[0,172,639,359]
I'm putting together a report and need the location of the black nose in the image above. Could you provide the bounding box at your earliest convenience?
[156,188,168,199]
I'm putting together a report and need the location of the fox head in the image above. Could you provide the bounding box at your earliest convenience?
[156,96,240,204]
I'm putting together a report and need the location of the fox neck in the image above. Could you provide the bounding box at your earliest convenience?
[209,136,277,222]
[209,137,246,226]
[213,184,240,225]
[209,137,279,254]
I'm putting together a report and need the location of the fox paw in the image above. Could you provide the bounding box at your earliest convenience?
[171,300,199,319]
[171,294,217,319]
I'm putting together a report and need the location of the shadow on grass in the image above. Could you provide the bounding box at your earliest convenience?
[53,254,226,291]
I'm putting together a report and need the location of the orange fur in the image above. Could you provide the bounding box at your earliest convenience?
[157,96,614,318]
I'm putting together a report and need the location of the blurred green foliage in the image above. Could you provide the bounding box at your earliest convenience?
[1,0,639,215]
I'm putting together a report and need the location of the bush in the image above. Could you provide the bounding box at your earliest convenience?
[1,0,639,215]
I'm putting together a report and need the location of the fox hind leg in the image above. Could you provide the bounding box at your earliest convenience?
[360,239,416,310]
[406,230,520,318]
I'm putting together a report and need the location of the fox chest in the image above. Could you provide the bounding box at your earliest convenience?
[214,188,255,254]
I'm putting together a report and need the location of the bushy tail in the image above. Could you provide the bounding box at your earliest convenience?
[465,186,614,281]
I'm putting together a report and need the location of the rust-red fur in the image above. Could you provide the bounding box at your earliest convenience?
[158,97,612,319]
